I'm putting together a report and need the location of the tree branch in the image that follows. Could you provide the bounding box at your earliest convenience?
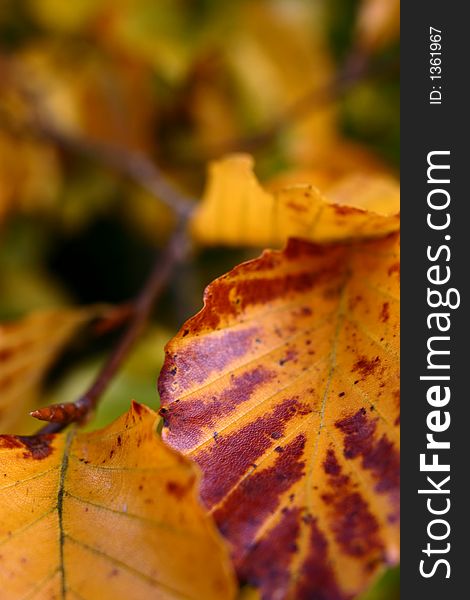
[0,59,196,433]
[1,56,195,219]
[36,123,195,219]
[31,220,190,434]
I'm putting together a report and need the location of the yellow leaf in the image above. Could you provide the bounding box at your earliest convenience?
[159,233,400,599]
[192,154,399,247]
[323,173,401,217]
[0,402,237,600]
[0,308,99,433]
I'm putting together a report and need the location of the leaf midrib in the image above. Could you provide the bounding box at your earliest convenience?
[57,429,75,600]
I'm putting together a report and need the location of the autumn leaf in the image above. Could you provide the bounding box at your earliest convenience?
[355,0,400,52]
[0,3,401,598]
[159,232,400,599]
[321,173,400,217]
[0,402,236,599]
[266,139,395,193]
[13,43,154,151]
[223,1,337,164]
[0,308,102,433]
[0,130,61,225]
[192,155,399,247]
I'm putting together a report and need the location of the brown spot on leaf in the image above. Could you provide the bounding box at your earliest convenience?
[19,435,55,460]
[163,365,275,450]
[351,356,381,379]
[166,480,193,499]
[322,450,384,559]
[181,242,344,324]
[235,271,323,311]
[286,200,308,213]
[333,204,362,217]
[0,434,55,460]
[349,295,363,310]
[159,328,259,399]
[196,397,309,508]
[213,434,306,562]
[380,302,390,323]
[279,349,298,366]
[335,410,400,497]
[0,435,23,450]
[0,348,14,361]
[239,507,301,599]
[284,238,336,260]
[295,518,345,600]
[323,449,342,477]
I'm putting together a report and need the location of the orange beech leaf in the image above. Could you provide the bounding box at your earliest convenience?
[0,308,101,433]
[191,155,399,248]
[159,233,400,600]
[0,402,236,600]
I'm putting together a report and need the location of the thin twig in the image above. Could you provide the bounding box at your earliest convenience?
[31,220,190,434]
[0,61,196,433]
[36,123,195,219]
[1,56,195,219]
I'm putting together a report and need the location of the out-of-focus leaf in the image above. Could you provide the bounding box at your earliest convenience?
[226,1,337,165]
[159,232,400,599]
[266,139,395,192]
[0,131,61,225]
[0,402,237,599]
[192,154,399,247]
[0,308,99,432]
[15,43,155,150]
[98,0,200,83]
[355,0,400,51]
[27,0,101,33]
